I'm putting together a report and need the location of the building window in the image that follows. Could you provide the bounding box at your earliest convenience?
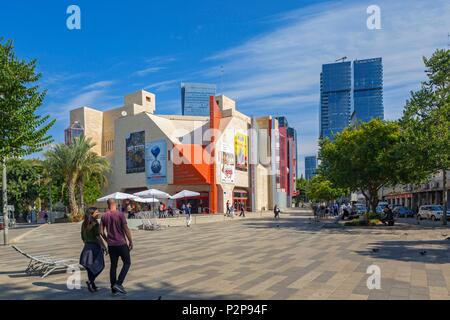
[105,139,114,152]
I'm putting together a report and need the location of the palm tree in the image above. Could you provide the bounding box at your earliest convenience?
[76,144,110,212]
[45,142,78,218]
[45,136,110,220]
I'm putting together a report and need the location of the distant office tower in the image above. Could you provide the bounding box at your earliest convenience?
[353,58,383,123]
[305,155,317,180]
[320,61,352,140]
[181,82,216,116]
[64,120,84,145]
[320,58,383,139]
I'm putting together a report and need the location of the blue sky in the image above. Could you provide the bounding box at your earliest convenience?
[1,0,449,175]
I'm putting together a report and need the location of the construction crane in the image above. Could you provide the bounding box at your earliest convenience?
[335,56,347,63]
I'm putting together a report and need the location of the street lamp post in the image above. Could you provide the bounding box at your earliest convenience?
[2,158,8,245]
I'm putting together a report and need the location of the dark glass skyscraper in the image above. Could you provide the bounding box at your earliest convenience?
[320,61,352,140]
[305,155,317,180]
[181,82,216,116]
[353,58,383,123]
[320,58,383,139]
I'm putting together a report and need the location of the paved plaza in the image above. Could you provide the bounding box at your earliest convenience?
[1,209,450,300]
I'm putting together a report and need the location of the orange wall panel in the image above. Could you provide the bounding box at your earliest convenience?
[172,144,211,185]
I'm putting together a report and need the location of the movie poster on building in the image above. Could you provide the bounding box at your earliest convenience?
[125,131,145,174]
[220,141,235,184]
[234,132,248,171]
[220,151,235,184]
[145,140,167,185]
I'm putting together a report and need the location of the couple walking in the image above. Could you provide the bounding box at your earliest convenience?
[79,199,133,295]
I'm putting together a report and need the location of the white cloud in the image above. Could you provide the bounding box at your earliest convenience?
[133,55,178,77]
[203,0,450,175]
[144,79,180,92]
[145,56,177,65]
[134,66,165,77]
[82,80,115,90]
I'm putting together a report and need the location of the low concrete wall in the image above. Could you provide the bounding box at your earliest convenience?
[127,211,272,230]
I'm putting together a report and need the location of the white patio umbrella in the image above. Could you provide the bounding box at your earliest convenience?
[133,189,171,213]
[133,189,171,199]
[170,190,200,200]
[134,197,159,203]
[97,192,137,202]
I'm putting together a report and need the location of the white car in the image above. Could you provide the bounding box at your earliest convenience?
[418,205,450,221]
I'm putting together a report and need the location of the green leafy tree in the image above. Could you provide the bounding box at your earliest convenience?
[295,177,308,204]
[306,174,347,203]
[45,136,110,221]
[0,39,54,243]
[0,159,43,218]
[400,49,450,225]
[319,119,410,213]
[83,175,104,206]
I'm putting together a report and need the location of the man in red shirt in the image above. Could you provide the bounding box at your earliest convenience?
[101,199,133,295]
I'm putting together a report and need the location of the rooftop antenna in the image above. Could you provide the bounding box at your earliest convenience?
[336,56,347,63]
[448,33,450,49]
[220,65,224,95]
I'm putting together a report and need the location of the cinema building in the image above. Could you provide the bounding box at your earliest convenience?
[65,90,298,213]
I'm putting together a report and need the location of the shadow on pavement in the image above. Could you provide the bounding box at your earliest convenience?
[241,217,356,235]
[0,279,250,300]
[356,239,450,264]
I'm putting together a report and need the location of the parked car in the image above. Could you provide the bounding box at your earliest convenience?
[376,202,389,214]
[393,206,415,218]
[0,216,3,230]
[375,206,386,214]
[378,201,389,208]
[417,205,450,221]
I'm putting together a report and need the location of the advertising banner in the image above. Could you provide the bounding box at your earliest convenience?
[145,139,167,185]
[220,150,235,184]
[234,132,248,171]
[220,136,235,184]
[125,131,145,174]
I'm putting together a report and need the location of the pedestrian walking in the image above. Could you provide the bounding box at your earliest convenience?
[333,203,339,216]
[100,199,133,296]
[274,205,281,219]
[158,202,165,218]
[126,203,132,218]
[79,207,107,293]
[185,202,192,227]
[239,202,245,217]
[226,200,231,216]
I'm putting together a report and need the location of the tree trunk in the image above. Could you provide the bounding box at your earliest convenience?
[48,184,53,212]
[2,158,8,245]
[368,188,380,214]
[442,169,447,226]
[78,179,84,213]
[67,181,78,220]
